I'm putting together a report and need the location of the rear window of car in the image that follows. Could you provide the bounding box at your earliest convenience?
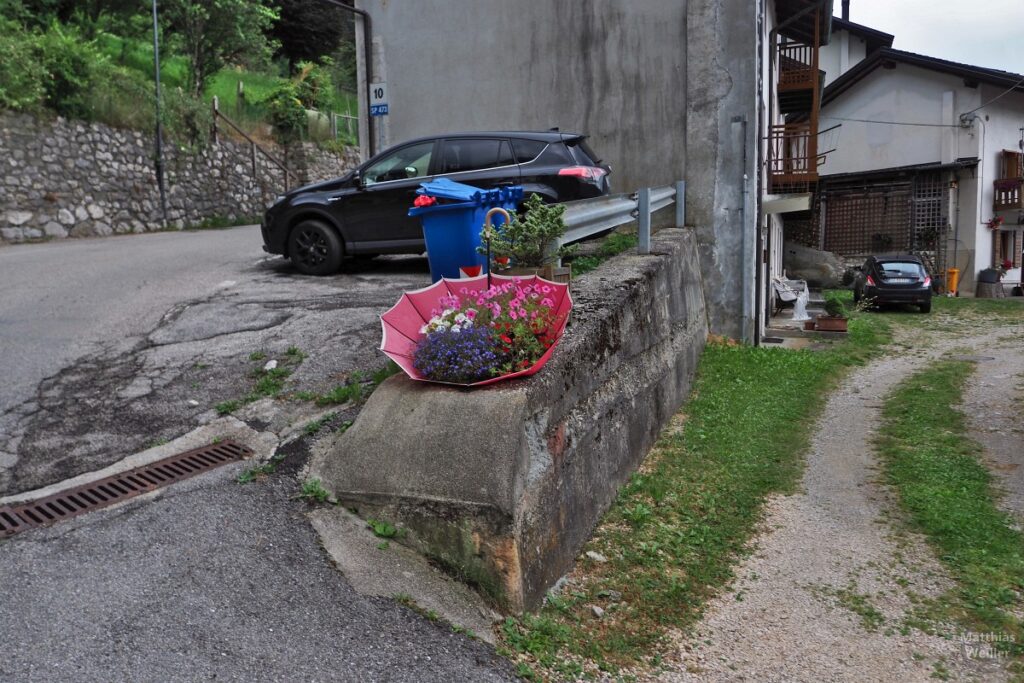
[439,138,514,174]
[567,137,602,166]
[878,261,925,277]
[511,139,548,164]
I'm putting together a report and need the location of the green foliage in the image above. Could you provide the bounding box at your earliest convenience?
[0,17,46,110]
[263,81,305,142]
[483,193,569,268]
[293,60,333,110]
[824,296,846,318]
[878,360,1024,659]
[271,0,350,70]
[161,0,279,98]
[367,518,398,539]
[569,231,639,276]
[300,478,331,503]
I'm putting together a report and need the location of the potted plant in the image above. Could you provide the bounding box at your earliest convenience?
[815,297,848,333]
[481,193,572,283]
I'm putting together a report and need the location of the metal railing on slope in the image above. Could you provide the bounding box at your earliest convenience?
[211,96,299,192]
[558,180,686,255]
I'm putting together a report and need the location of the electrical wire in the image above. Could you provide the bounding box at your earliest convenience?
[820,116,960,128]
[960,74,1024,117]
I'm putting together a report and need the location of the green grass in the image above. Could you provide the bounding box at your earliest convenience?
[501,313,891,677]
[568,232,640,276]
[877,359,1024,661]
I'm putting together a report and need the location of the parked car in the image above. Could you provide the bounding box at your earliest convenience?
[852,254,932,313]
[261,131,611,275]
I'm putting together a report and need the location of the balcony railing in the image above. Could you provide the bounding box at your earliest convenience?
[778,41,816,92]
[768,122,819,189]
[994,178,1023,211]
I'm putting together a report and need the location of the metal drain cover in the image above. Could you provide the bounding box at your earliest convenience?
[0,440,252,539]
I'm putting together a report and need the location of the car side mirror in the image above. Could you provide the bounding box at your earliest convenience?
[352,170,365,189]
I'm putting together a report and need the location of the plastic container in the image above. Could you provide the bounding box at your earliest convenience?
[408,178,523,282]
[945,267,960,295]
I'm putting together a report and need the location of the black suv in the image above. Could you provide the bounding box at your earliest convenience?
[261,131,611,275]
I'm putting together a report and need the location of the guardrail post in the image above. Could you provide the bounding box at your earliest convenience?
[638,187,651,255]
[675,180,686,228]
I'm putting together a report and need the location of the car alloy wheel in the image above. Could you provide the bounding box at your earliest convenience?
[288,220,343,275]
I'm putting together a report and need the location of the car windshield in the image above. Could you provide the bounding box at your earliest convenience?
[879,261,924,277]
[364,141,434,185]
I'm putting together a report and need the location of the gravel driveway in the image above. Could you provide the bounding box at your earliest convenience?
[658,322,1021,682]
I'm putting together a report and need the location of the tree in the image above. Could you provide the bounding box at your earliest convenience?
[162,0,278,98]
[270,0,351,72]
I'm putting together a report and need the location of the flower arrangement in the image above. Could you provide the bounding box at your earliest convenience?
[411,279,564,384]
[987,215,1005,230]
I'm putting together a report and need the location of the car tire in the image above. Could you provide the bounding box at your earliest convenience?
[288,220,343,276]
[919,301,931,314]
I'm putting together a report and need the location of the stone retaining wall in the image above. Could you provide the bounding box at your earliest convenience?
[311,228,709,611]
[0,112,358,243]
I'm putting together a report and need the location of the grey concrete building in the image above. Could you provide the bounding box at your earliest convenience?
[347,0,825,340]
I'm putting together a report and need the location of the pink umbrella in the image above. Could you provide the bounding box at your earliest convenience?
[380,273,572,386]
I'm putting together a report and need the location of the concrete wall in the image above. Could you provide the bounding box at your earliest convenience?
[355,0,687,194]
[820,27,868,86]
[310,228,708,611]
[686,0,759,340]
[0,112,358,243]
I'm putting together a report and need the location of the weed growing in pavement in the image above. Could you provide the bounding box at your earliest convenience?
[316,375,363,406]
[812,582,886,632]
[377,541,389,550]
[285,346,307,362]
[237,452,285,483]
[299,478,332,503]
[878,359,1024,663]
[215,349,310,415]
[248,351,267,361]
[145,437,169,448]
[367,518,399,538]
[303,413,336,436]
[500,313,893,678]
[215,399,242,416]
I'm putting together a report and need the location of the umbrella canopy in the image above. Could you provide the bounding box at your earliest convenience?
[380,273,572,386]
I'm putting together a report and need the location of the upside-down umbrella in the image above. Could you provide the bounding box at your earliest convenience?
[380,273,572,386]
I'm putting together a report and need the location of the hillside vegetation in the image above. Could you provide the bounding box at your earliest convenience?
[0,0,359,147]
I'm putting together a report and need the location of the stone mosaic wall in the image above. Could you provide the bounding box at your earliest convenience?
[0,112,359,243]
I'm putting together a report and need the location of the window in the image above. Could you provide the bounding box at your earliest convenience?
[364,141,434,185]
[878,261,925,278]
[439,139,514,174]
[511,139,547,164]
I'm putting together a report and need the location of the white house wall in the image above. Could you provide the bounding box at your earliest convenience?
[820,64,980,177]
[819,28,868,87]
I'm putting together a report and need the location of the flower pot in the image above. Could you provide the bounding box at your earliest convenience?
[803,320,816,331]
[496,265,571,283]
[815,316,848,333]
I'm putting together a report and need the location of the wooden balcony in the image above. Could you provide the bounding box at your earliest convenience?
[994,178,1023,212]
[768,122,819,191]
[778,42,817,92]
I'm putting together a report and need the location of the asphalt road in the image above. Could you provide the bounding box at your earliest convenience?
[0,229,514,681]
[0,227,432,495]
[0,226,268,418]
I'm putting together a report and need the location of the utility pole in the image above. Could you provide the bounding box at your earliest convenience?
[151,0,169,227]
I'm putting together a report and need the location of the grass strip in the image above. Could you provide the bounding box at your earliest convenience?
[877,359,1024,662]
[501,314,890,679]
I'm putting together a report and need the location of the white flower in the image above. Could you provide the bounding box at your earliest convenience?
[454,313,467,324]
[451,325,461,333]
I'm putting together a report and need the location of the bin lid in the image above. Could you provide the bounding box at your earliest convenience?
[416,178,484,202]
[416,178,524,206]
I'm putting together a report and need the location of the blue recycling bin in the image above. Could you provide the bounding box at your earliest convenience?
[409,178,523,282]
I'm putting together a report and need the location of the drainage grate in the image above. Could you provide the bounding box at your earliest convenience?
[0,440,252,539]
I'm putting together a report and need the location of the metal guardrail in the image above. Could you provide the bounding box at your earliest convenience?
[558,180,686,255]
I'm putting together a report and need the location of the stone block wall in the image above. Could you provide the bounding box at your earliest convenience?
[0,112,359,243]
[311,228,709,611]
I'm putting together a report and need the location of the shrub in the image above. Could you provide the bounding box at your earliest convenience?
[263,81,305,142]
[824,297,846,318]
[35,23,105,119]
[482,192,570,268]
[0,18,46,111]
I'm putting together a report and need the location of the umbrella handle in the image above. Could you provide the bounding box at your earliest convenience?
[483,207,511,290]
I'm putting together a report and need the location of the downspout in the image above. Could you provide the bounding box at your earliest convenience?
[754,0,765,344]
[322,0,376,157]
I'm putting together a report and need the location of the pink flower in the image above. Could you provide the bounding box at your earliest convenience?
[476,298,485,306]
[509,310,519,320]
[465,309,477,320]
